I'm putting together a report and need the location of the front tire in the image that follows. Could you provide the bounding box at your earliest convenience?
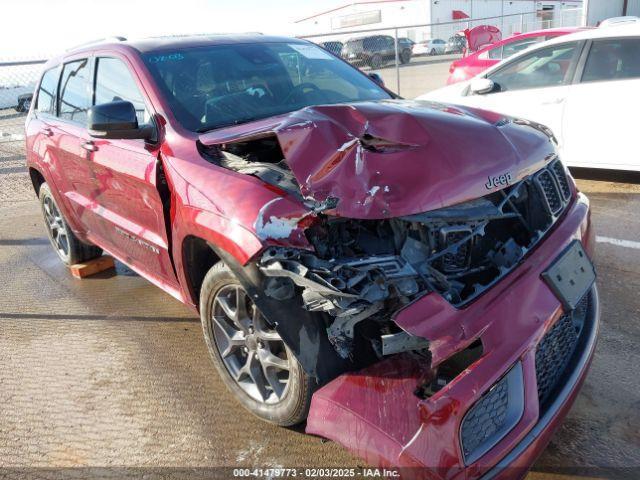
[369,53,383,69]
[39,182,102,265]
[199,262,316,426]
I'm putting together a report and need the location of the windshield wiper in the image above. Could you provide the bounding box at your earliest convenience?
[196,116,268,133]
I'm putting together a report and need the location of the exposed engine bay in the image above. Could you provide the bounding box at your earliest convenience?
[199,107,573,364]
[254,158,572,360]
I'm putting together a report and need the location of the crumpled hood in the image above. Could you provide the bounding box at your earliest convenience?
[199,99,556,219]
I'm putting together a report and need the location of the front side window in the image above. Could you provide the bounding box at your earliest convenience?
[59,59,92,123]
[488,42,578,92]
[94,57,150,125]
[582,38,640,83]
[143,42,391,132]
[36,66,60,115]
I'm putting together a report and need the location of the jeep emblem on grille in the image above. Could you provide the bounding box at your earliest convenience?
[485,172,513,190]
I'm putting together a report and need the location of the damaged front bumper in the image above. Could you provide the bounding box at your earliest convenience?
[305,192,598,479]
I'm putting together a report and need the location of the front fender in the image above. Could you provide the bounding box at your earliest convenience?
[172,202,354,383]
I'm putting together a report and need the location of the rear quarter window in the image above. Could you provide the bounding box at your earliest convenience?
[35,66,60,115]
[582,38,640,83]
[59,59,92,124]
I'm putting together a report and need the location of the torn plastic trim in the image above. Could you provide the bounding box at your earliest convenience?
[206,241,355,383]
[259,246,427,360]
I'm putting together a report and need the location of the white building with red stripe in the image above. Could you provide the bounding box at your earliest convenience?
[295,0,584,41]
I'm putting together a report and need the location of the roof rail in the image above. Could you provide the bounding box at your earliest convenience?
[66,36,127,51]
[146,32,263,39]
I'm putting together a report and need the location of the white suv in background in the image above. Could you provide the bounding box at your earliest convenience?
[419,23,640,172]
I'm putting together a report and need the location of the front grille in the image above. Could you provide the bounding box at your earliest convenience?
[460,363,524,465]
[550,159,572,201]
[535,293,590,411]
[460,376,509,458]
[535,169,563,215]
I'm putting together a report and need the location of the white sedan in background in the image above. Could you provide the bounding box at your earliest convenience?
[418,23,640,172]
[413,39,447,56]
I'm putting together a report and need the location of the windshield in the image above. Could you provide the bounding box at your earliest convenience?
[142,42,392,132]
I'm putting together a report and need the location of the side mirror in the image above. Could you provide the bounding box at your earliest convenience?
[469,78,495,95]
[368,72,385,87]
[87,100,153,140]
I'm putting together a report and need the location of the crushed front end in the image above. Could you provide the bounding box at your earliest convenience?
[197,101,598,478]
[305,187,597,479]
[258,158,576,364]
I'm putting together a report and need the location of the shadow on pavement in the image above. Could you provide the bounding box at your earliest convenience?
[570,167,640,185]
[0,312,198,323]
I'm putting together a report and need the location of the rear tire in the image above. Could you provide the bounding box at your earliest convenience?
[400,49,412,64]
[199,261,316,426]
[39,182,102,265]
[430,48,437,56]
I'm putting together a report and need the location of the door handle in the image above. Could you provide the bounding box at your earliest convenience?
[81,140,98,152]
[40,127,53,137]
[541,97,565,105]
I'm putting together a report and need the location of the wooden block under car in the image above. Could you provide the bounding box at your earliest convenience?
[69,256,115,279]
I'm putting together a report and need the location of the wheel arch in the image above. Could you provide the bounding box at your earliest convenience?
[181,234,221,307]
[28,167,46,196]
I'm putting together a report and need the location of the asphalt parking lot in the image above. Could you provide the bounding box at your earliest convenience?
[0,58,639,480]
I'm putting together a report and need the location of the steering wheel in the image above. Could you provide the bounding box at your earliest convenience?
[283,82,322,104]
[245,83,274,100]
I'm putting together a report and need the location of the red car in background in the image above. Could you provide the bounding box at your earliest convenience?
[447,27,584,84]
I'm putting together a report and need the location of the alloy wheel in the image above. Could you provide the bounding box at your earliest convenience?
[43,195,70,260]
[211,284,292,404]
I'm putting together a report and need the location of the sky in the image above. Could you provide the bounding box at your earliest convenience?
[0,0,346,58]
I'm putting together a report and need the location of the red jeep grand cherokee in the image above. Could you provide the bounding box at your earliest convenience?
[25,35,598,478]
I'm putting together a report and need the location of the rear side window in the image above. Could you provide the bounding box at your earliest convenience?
[582,38,640,83]
[94,57,150,125]
[59,59,92,124]
[36,67,60,115]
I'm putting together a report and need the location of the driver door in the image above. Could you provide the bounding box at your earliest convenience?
[463,41,582,148]
[87,55,180,294]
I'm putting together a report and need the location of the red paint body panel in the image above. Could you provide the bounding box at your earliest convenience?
[306,194,596,478]
[447,28,583,85]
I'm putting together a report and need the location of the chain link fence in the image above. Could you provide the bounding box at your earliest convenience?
[0,55,48,205]
[0,58,46,110]
[300,8,584,98]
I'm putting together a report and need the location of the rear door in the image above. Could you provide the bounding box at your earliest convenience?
[87,55,180,290]
[52,58,101,226]
[29,65,61,175]
[465,41,582,144]
[561,37,640,170]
